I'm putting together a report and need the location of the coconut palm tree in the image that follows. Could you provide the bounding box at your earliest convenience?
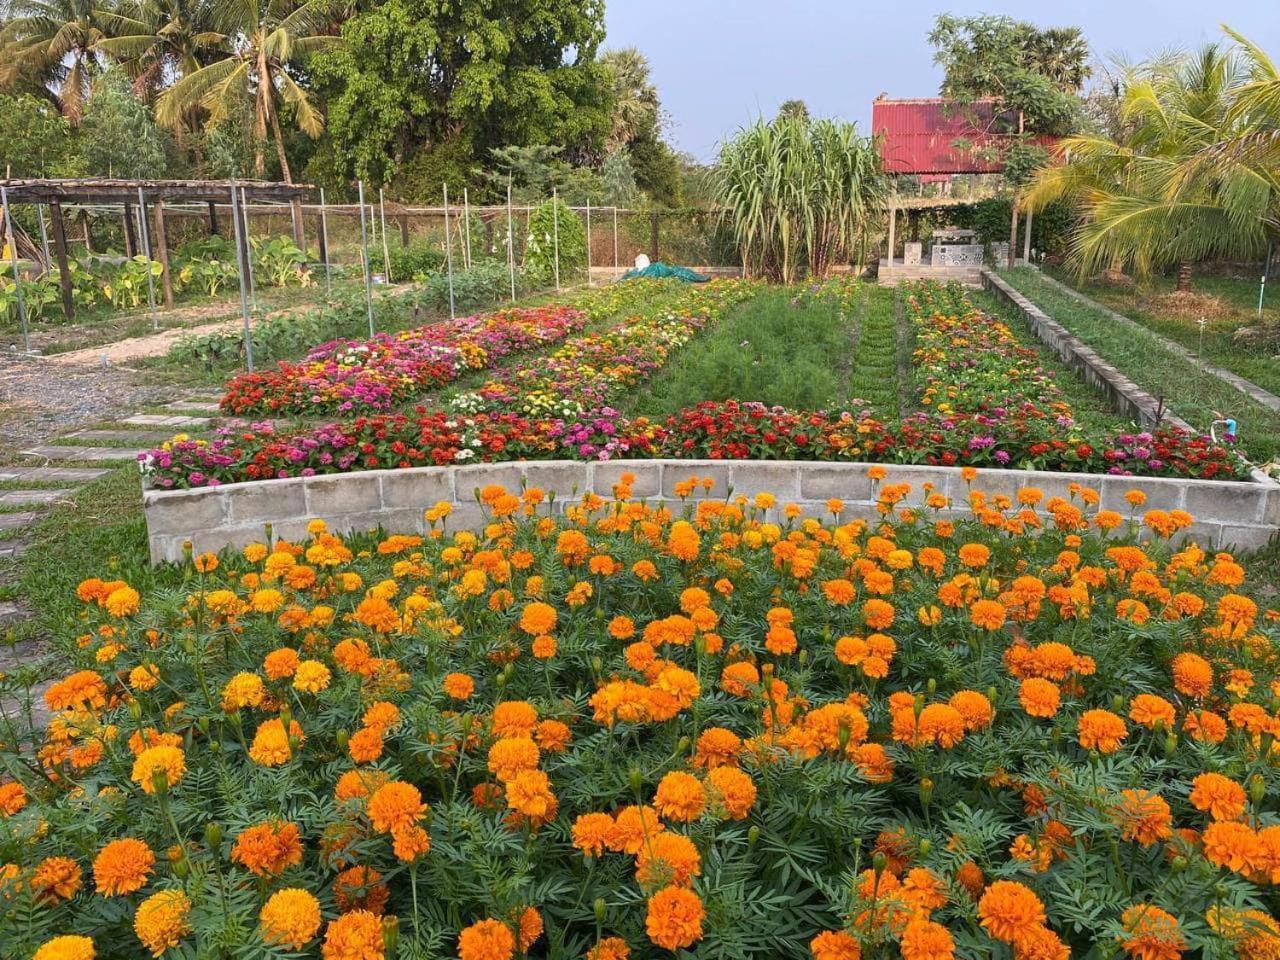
[1026,38,1277,290]
[154,0,339,183]
[100,0,224,103]
[0,0,121,123]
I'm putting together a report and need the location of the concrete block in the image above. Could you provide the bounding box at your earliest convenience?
[452,463,526,502]
[798,464,875,502]
[661,462,732,499]
[519,462,589,500]
[1218,524,1278,552]
[380,468,454,511]
[1183,482,1266,525]
[1099,476,1185,513]
[225,478,306,523]
[728,462,801,500]
[143,488,226,535]
[592,461,661,498]
[306,474,381,518]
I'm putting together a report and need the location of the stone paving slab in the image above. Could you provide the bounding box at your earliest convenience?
[0,513,39,530]
[22,445,143,462]
[70,429,178,443]
[0,490,69,507]
[163,401,221,413]
[0,541,29,559]
[0,466,109,483]
[123,414,211,427]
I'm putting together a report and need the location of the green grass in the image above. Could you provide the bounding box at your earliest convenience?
[627,285,862,418]
[971,288,1131,435]
[848,287,901,416]
[1044,268,1280,398]
[1001,268,1280,466]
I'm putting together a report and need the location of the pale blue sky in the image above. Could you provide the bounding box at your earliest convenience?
[603,1,1280,161]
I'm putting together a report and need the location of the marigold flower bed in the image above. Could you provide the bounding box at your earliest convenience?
[7,475,1280,959]
[143,281,1248,490]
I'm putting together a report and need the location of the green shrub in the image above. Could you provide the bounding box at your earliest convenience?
[387,240,445,281]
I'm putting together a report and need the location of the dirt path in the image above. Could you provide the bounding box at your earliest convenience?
[45,315,249,366]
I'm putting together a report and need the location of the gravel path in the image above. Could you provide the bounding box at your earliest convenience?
[46,316,247,366]
[0,355,173,456]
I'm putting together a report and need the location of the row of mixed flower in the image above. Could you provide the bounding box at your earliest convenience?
[5,475,1280,960]
[219,280,684,417]
[143,282,1248,488]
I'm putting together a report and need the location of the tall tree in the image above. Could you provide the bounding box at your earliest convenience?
[100,0,223,103]
[601,46,658,152]
[312,0,610,189]
[1025,36,1278,290]
[0,0,121,123]
[155,0,339,183]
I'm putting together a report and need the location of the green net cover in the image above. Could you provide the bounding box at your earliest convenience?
[619,262,711,282]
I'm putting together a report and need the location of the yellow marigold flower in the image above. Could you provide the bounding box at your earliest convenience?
[34,936,95,960]
[105,585,140,617]
[131,745,185,794]
[133,889,192,956]
[293,660,332,694]
[260,888,321,950]
[249,718,303,767]
[221,672,266,711]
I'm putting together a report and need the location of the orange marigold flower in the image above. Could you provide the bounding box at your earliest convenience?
[1019,678,1061,718]
[1114,790,1173,846]
[487,737,540,782]
[492,701,539,737]
[442,672,475,700]
[321,910,385,960]
[32,856,81,902]
[134,889,192,957]
[0,781,27,816]
[231,820,303,877]
[333,866,388,915]
[1078,709,1127,754]
[636,831,702,888]
[958,543,990,568]
[1190,772,1247,822]
[572,812,615,857]
[348,726,384,764]
[34,936,95,960]
[654,771,706,822]
[810,929,861,960]
[249,717,304,766]
[949,690,994,730]
[458,918,515,960]
[646,886,705,951]
[93,837,154,896]
[1129,695,1176,730]
[918,703,966,749]
[609,805,666,854]
[977,880,1046,943]
[969,599,1006,631]
[1119,904,1186,960]
[263,647,300,680]
[130,744,185,794]
[505,769,557,820]
[863,599,895,630]
[518,601,557,636]
[367,781,427,834]
[900,918,955,960]
[1202,820,1262,873]
[707,766,757,820]
[1171,653,1213,698]
[260,888,322,950]
[587,937,631,960]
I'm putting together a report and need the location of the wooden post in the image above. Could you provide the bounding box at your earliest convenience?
[81,211,93,254]
[207,201,219,236]
[123,203,137,257]
[48,200,74,321]
[398,212,409,247]
[153,201,174,307]
[1007,194,1019,270]
[290,197,305,251]
[649,211,659,261]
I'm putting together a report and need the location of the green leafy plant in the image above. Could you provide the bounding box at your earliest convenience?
[523,197,586,288]
[251,236,308,288]
[101,256,163,309]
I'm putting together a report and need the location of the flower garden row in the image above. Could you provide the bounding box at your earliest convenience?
[219,279,686,417]
[143,281,1248,489]
[7,476,1280,960]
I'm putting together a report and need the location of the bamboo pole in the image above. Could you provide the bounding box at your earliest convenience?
[507,178,516,303]
[357,180,374,335]
[136,186,158,329]
[443,183,456,318]
[228,181,254,372]
[379,187,392,282]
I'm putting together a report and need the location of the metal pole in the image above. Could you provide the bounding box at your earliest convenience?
[585,199,591,285]
[319,187,332,298]
[1,186,31,355]
[552,188,560,291]
[443,183,456,318]
[240,187,258,313]
[378,187,392,283]
[506,178,516,302]
[36,204,50,267]
[1260,241,1274,318]
[228,181,254,372]
[462,187,472,268]
[613,206,619,272]
[136,186,158,330]
[356,180,374,336]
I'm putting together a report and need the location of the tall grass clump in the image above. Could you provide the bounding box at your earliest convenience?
[713,114,886,282]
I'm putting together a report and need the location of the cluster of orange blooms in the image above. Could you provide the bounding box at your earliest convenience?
[2,467,1279,960]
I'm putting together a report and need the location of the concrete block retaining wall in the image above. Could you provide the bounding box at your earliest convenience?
[143,459,1280,563]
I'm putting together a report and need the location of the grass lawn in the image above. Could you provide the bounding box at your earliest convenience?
[629,285,905,419]
[1045,268,1280,398]
[1002,267,1280,467]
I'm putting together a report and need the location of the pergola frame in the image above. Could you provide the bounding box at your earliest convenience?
[0,178,309,322]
